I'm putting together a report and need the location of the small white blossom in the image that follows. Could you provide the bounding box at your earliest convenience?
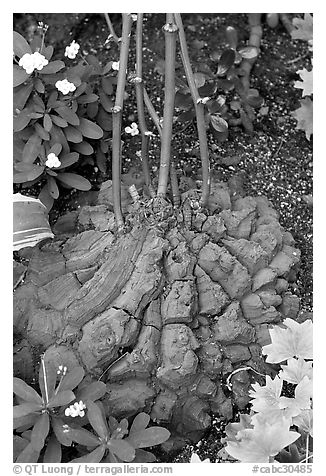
[131,14,138,22]
[46,153,61,169]
[65,400,86,418]
[112,61,120,71]
[18,52,48,74]
[135,150,142,158]
[64,40,80,59]
[125,122,139,136]
[55,79,76,95]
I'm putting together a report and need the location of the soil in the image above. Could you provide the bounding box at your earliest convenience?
[13,13,312,463]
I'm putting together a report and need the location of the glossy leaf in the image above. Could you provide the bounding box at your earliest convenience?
[48,143,62,157]
[50,114,68,128]
[210,114,228,133]
[13,435,29,462]
[73,82,88,98]
[47,90,58,109]
[68,427,100,447]
[99,89,114,112]
[13,412,40,431]
[96,149,107,173]
[47,176,59,199]
[13,65,30,87]
[13,31,32,57]
[175,91,193,110]
[133,449,157,463]
[71,445,105,463]
[55,106,80,126]
[38,184,54,212]
[198,81,217,97]
[64,125,83,143]
[43,45,54,61]
[39,60,65,74]
[77,93,99,104]
[14,164,44,183]
[217,49,236,76]
[43,433,62,463]
[13,402,43,418]
[58,366,85,392]
[56,152,80,169]
[13,82,33,112]
[43,114,53,132]
[77,117,103,139]
[16,442,40,463]
[56,172,92,191]
[51,417,73,447]
[86,401,109,439]
[109,440,135,462]
[22,134,42,163]
[193,72,206,88]
[38,358,57,403]
[126,427,170,449]
[50,124,70,153]
[87,101,99,119]
[34,122,50,141]
[47,390,75,409]
[96,107,112,131]
[176,109,196,123]
[72,141,94,155]
[101,77,114,95]
[31,412,50,451]
[129,413,150,436]
[77,381,107,402]
[238,45,259,59]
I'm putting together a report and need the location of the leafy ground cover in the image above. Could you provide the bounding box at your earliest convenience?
[13,13,312,463]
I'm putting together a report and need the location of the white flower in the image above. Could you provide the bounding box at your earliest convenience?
[125,122,139,136]
[190,453,210,463]
[131,14,138,22]
[136,150,142,158]
[55,79,76,95]
[65,400,86,418]
[46,153,61,168]
[64,40,80,59]
[18,52,48,74]
[112,61,120,71]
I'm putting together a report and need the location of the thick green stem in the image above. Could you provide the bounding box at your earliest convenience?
[103,13,120,43]
[112,14,132,229]
[157,13,177,198]
[135,14,155,198]
[174,13,210,207]
[170,158,180,207]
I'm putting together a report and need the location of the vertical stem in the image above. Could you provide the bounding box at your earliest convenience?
[143,87,163,137]
[170,158,180,207]
[157,13,178,198]
[103,13,121,43]
[135,13,155,198]
[174,13,210,207]
[112,13,132,229]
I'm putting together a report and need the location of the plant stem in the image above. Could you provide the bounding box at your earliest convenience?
[135,13,155,198]
[242,14,263,94]
[111,13,132,229]
[170,158,180,207]
[157,13,178,198]
[143,87,162,138]
[103,13,121,43]
[174,13,210,207]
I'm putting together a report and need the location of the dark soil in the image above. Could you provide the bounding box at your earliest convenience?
[13,13,312,463]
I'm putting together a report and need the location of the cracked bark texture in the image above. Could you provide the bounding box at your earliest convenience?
[13,179,301,444]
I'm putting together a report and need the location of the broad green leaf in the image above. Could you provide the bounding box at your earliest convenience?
[96,107,112,131]
[32,94,45,112]
[51,417,73,447]
[13,413,40,431]
[43,114,53,132]
[129,413,150,436]
[13,65,30,87]
[193,72,206,88]
[279,358,313,385]
[64,125,83,143]
[126,427,170,449]
[198,81,217,96]
[38,358,57,403]
[47,390,75,409]
[86,401,109,439]
[31,412,50,451]
[96,149,107,173]
[39,60,65,75]
[99,89,114,112]
[13,31,32,58]
[48,143,62,157]
[176,109,196,123]
[16,442,40,463]
[210,114,228,133]
[238,45,259,59]
[71,445,105,463]
[109,439,135,462]
[13,377,43,404]
[43,433,62,463]
[72,141,94,155]
[56,152,80,169]
[175,91,193,110]
[77,93,99,104]
[56,172,92,191]
[47,90,58,109]
[72,82,87,98]
[50,124,70,153]
[34,122,50,141]
[13,435,29,462]
[77,117,103,139]
[22,134,42,163]
[87,101,99,119]
[77,381,106,402]
[55,106,80,126]
[47,176,59,199]
[50,114,68,128]
[38,183,54,212]
[58,366,85,392]
[132,449,157,463]
[13,82,33,112]
[43,45,54,61]
[68,427,101,447]
[101,76,114,95]
[217,49,236,76]
[13,402,43,418]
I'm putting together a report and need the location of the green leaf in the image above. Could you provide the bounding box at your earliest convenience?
[99,89,114,112]
[47,390,75,408]
[176,109,196,123]
[39,60,65,74]
[22,134,42,163]
[43,433,62,463]
[13,165,45,183]
[50,114,68,128]
[58,366,85,392]
[69,427,101,447]
[126,427,170,449]
[13,413,39,431]
[96,149,107,173]
[48,143,62,157]
[13,65,30,87]
[72,141,94,155]
[96,107,112,131]
[13,31,32,58]
[43,114,53,132]
[238,45,259,59]
[47,90,58,109]
[133,449,157,463]
[31,412,50,451]
[13,435,29,462]
[56,172,92,191]
[86,401,109,439]
[56,152,80,169]
[13,82,33,112]
[43,45,54,61]
[47,176,59,199]
[64,125,83,143]
[38,184,54,212]
[101,77,114,95]
[193,72,206,88]
[13,402,43,418]
[210,114,229,133]
[129,413,150,436]
[71,445,105,463]
[109,440,135,462]
[77,93,99,104]
[34,122,50,141]
[87,101,99,119]
[77,117,103,139]
[16,442,40,463]
[77,381,106,402]
[49,125,70,153]
[13,377,43,404]
[55,106,80,126]
[51,417,72,447]
[217,49,236,76]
